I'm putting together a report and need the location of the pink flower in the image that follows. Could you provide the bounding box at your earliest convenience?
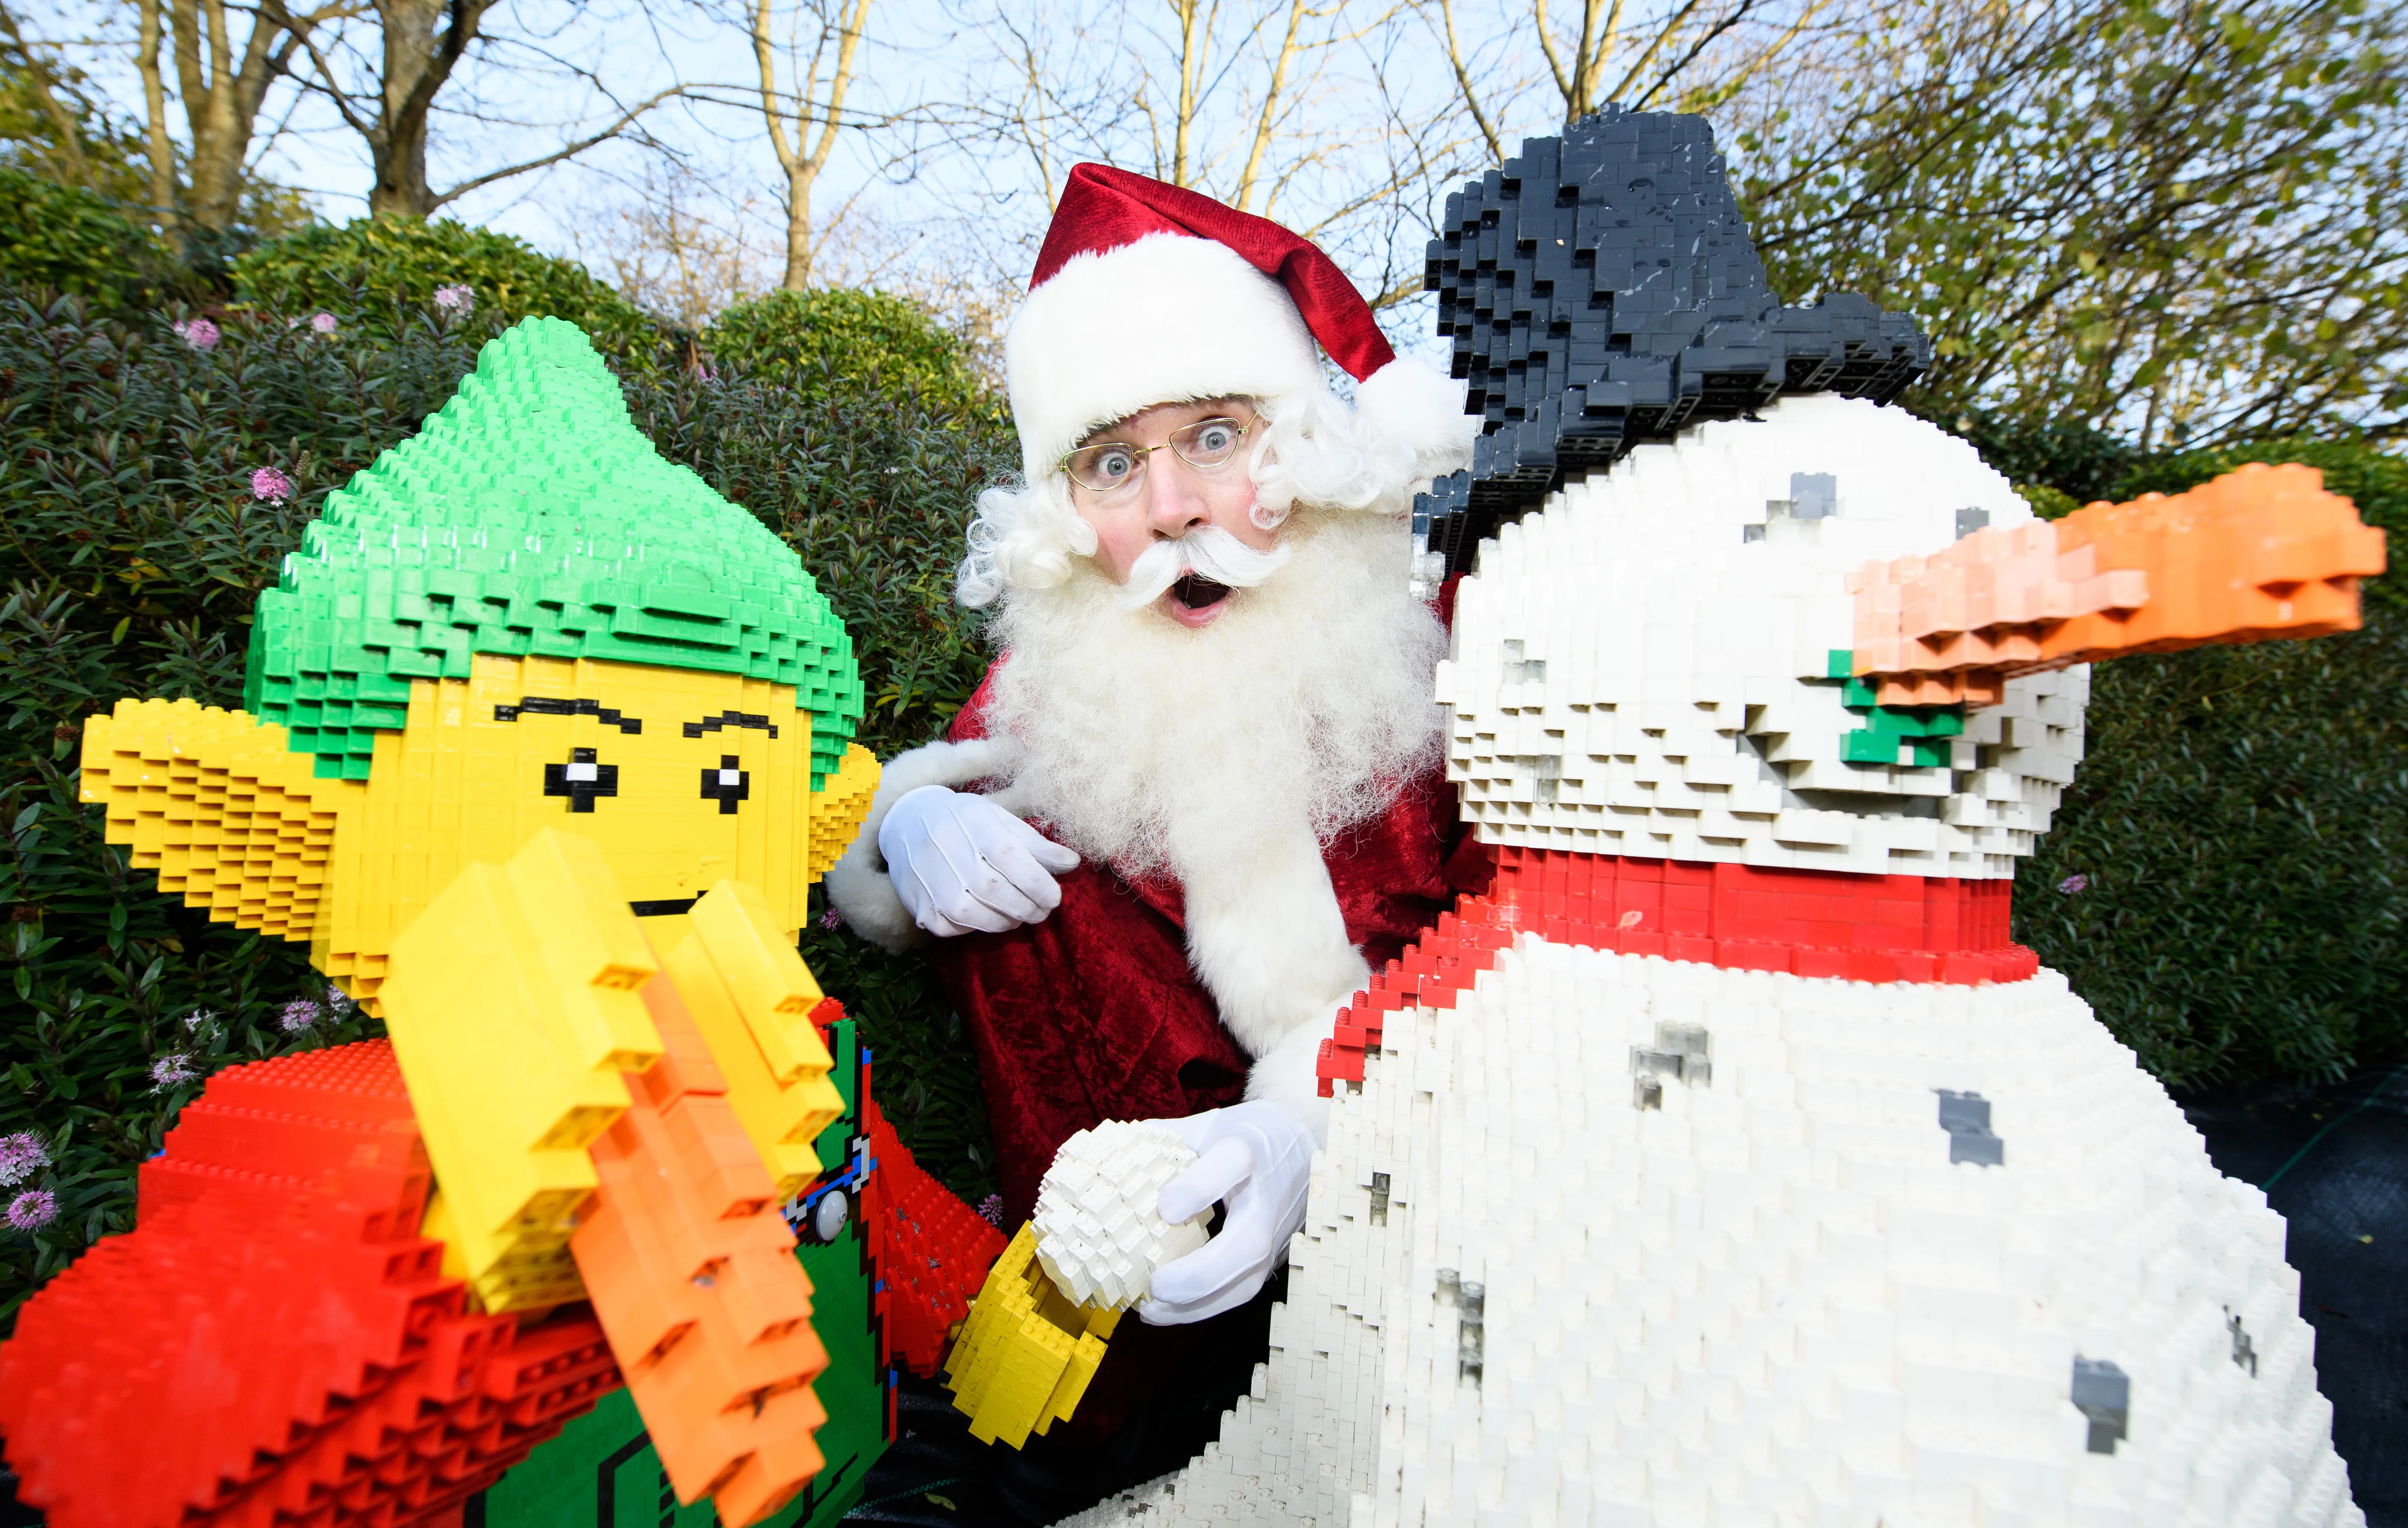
[309,312,338,334]
[6,1189,57,1231]
[433,284,474,314]
[977,1194,1005,1229]
[251,466,295,503]
[151,1053,199,1089]
[2058,873,2089,895]
[173,317,219,350]
[279,997,321,1033]
[0,1133,48,1187]
[818,907,845,931]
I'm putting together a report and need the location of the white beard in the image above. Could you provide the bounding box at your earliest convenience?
[981,511,1447,1058]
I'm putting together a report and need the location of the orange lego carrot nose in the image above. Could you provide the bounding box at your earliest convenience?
[1849,463,2388,707]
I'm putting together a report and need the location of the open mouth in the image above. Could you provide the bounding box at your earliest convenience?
[629,897,698,917]
[1170,574,1231,611]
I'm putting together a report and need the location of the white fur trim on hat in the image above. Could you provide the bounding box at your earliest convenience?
[823,737,1018,953]
[1007,233,1326,480]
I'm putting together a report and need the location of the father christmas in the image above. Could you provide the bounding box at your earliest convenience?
[825,166,1480,1349]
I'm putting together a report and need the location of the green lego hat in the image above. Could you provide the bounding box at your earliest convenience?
[244,318,865,784]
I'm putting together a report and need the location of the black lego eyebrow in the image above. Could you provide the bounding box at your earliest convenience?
[683,710,780,740]
[491,697,643,734]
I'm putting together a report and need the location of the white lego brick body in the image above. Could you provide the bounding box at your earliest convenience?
[1068,946,2361,1528]
[1439,393,2084,878]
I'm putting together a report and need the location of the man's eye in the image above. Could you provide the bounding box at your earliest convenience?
[1093,448,1136,481]
[1195,424,1234,454]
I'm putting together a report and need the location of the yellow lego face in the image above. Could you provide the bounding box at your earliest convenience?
[323,653,846,1000]
[80,654,878,1018]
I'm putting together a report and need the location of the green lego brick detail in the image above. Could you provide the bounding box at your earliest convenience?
[1841,676,1878,707]
[1907,737,1955,768]
[241,317,864,787]
[791,1226,884,1528]
[788,1013,882,1528]
[1855,705,1964,740]
[1840,730,1902,764]
[814,1018,860,1174]
[1826,647,1855,680]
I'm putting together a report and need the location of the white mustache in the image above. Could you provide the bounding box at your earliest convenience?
[1115,524,1294,610]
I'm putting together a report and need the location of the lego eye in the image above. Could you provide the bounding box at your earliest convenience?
[700,753,749,815]
[543,747,619,813]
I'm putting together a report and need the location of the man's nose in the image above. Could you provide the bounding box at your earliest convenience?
[1143,454,1210,537]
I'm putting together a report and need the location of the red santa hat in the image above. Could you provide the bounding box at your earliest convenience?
[1006,164,1475,491]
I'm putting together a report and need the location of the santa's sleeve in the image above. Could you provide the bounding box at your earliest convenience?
[1242,1013,1336,1144]
[822,736,1018,952]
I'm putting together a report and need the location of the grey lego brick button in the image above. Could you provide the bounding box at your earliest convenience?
[1632,1023,1712,1107]
[1789,473,1837,519]
[2072,1357,2131,1454]
[2227,1308,2259,1377]
[1936,1087,2006,1166]
[1956,505,1991,537]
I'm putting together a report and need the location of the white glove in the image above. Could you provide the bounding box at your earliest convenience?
[1136,1101,1316,1325]
[878,785,1080,938]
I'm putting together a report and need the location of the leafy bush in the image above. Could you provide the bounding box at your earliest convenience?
[229,219,663,360]
[0,168,175,315]
[0,285,1011,1326]
[2015,440,2407,1092]
[705,288,992,416]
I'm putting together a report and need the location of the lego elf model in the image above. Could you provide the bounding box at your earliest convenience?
[1038,111,2384,1526]
[0,318,1002,1528]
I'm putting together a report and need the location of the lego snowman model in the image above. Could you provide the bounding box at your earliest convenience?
[1065,112,2382,1528]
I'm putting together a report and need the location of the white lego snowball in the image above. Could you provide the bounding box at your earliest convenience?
[1032,1119,1212,1310]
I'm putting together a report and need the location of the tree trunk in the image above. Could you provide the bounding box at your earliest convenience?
[368,0,488,218]
[142,0,309,232]
[782,176,813,289]
[755,0,874,291]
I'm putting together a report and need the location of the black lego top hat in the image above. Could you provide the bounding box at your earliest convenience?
[1416,106,1932,580]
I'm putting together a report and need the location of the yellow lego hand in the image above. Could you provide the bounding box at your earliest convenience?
[941,1223,1121,1448]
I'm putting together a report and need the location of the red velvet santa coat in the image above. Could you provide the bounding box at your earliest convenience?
[836,665,1487,1225]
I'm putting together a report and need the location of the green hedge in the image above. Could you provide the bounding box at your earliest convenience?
[705,288,991,415]
[0,286,1011,1325]
[230,219,664,359]
[2013,441,2406,1091]
[0,167,175,315]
